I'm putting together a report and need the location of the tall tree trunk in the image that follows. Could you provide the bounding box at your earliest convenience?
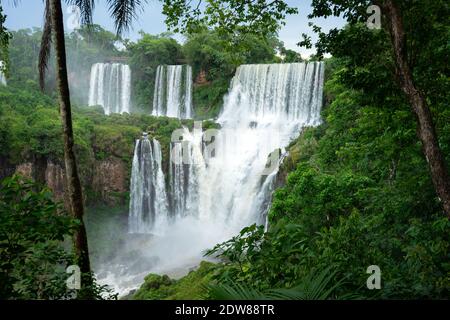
[378,0,450,217]
[50,0,93,277]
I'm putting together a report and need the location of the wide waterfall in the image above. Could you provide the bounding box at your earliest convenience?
[88,63,131,115]
[152,65,193,119]
[131,62,324,231]
[197,62,324,228]
[129,133,168,233]
[0,61,6,86]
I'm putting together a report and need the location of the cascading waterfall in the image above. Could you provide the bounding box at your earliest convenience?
[196,62,325,229]
[129,133,168,233]
[88,63,131,115]
[0,61,6,86]
[131,62,324,231]
[100,62,324,296]
[152,65,193,119]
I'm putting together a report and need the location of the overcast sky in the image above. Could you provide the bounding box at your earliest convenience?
[3,0,345,57]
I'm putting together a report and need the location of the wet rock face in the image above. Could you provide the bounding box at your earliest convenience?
[0,157,15,180]
[13,157,128,207]
[194,69,210,86]
[92,157,128,206]
[15,162,34,179]
[15,160,67,204]
[45,161,66,203]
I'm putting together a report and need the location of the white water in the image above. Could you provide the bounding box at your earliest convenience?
[129,134,168,233]
[152,65,193,119]
[166,62,324,228]
[200,62,324,228]
[0,61,6,86]
[88,63,131,115]
[96,62,325,296]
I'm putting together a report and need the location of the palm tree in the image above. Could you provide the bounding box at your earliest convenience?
[35,0,146,295]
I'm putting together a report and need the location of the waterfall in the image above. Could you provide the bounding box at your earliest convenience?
[0,61,6,86]
[105,62,325,295]
[169,126,204,219]
[129,133,168,233]
[88,63,131,115]
[152,65,193,119]
[194,62,325,229]
[132,62,325,231]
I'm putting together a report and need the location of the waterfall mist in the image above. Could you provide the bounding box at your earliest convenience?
[93,62,325,296]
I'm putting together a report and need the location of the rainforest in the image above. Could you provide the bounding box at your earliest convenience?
[0,0,448,303]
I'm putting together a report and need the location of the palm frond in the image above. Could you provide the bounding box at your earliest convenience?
[207,282,269,300]
[106,0,147,36]
[268,267,345,300]
[208,267,357,300]
[38,0,52,91]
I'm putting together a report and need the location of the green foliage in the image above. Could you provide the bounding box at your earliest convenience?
[133,261,219,300]
[184,30,281,80]
[208,267,356,300]
[183,31,237,81]
[133,274,176,300]
[0,86,61,162]
[162,0,298,38]
[0,175,118,300]
[280,48,303,63]
[0,175,76,299]
[301,1,450,148]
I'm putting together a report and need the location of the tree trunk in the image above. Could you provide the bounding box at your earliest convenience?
[50,0,93,276]
[379,0,450,217]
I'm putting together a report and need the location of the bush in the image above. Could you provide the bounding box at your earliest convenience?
[0,175,76,299]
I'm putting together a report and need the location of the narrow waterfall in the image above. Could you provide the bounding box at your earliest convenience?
[152,65,193,119]
[88,63,131,115]
[129,133,168,233]
[0,61,6,86]
[169,126,204,219]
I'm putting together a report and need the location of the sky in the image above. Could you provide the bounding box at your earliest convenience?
[2,0,345,57]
